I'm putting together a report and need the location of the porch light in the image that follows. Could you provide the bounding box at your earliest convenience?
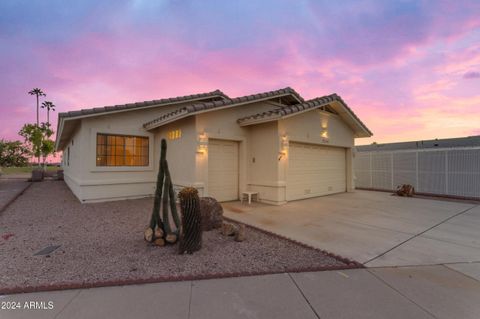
[279,134,289,160]
[320,117,329,141]
[321,128,328,139]
[197,132,208,154]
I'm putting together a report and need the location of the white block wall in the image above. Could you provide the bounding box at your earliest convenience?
[355,147,480,199]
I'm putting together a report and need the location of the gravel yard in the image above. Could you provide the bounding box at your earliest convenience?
[0,181,359,294]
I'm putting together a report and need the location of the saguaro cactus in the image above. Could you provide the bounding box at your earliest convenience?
[145,139,181,245]
[178,187,203,254]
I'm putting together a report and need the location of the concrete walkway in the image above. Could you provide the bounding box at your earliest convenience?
[2,264,480,319]
[223,191,480,267]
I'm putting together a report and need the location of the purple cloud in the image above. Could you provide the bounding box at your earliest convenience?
[463,71,480,79]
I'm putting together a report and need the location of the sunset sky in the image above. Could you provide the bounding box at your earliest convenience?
[1,0,479,147]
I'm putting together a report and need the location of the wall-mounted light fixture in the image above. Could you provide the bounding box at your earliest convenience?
[168,129,182,140]
[197,132,208,154]
[278,134,289,160]
[320,117,329,142]
[321,128,328,139]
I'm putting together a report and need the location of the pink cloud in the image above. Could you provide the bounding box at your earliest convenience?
[1,1,480,153]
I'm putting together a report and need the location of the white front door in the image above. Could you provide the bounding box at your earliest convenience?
[287,142,346,201]
[208,139,239,202]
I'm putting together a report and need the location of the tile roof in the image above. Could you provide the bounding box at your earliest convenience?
[58,90,228,119]
[237,93,373,136]
[143,87,304,129]
[356,135,480,152]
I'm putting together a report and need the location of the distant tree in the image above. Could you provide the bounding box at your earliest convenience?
[40,139,55,167]
[28,88,46,127]
[0,139,30,167]
[41,101,55,126]
[19,124,43,166]
[39,122,55,167]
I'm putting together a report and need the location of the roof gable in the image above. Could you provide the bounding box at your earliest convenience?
[237,94,372,138]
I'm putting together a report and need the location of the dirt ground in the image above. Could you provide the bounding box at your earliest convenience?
[0,181,358,294]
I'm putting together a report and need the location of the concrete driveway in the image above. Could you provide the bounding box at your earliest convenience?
[223,190,480,267]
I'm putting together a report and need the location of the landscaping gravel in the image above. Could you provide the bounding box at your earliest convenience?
[0,181,359,294]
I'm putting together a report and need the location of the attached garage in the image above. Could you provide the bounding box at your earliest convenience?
[207,139,239,202]
[287,143,346,201]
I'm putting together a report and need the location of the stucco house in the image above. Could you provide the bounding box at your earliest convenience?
[55,87,372,204]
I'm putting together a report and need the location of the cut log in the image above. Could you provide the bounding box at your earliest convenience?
[144,227,154,242]
[165,233,178,244]
[154,238,165,246]
[154,227,164,239]
[235,224,246,242]
[396,184,415,197]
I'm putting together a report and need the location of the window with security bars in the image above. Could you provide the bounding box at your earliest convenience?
[96,134,149,166]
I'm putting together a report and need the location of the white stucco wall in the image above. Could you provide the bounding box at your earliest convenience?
[62,102,198,202]
[195,101,276,202]
[153,116,199,193]
[247,122,284,204]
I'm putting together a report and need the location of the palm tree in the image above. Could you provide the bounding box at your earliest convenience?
[41,101,55,126]
[28,88,46,127]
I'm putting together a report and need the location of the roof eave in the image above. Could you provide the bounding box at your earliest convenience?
[60,93,227,121]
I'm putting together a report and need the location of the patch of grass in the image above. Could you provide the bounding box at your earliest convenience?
[1,166,59,175]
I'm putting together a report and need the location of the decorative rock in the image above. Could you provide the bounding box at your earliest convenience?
[221,222,238,236]
[165,233,178,244]
[144,227,154,242]
[199,197,224,231]
[235,224,246,242]
[154,238,165,246]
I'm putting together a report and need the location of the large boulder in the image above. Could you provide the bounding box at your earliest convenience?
[199,197,223,231]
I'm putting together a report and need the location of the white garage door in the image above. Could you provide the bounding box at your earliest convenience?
[208,139,239,202]
[287,143,346,201]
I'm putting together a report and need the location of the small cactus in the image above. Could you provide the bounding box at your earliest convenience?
[178,187,203,254]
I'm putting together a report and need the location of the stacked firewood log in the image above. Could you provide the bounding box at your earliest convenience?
[396,184,415,197]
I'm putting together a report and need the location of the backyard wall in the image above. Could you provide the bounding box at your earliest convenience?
[354,147,480,199]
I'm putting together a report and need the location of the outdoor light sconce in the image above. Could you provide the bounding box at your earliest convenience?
[197,132,208,154]
[320,127,329,141]
[278,134,289,160]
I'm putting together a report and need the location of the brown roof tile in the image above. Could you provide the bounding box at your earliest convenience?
[142,87,304,129]
[58,90,228,119]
